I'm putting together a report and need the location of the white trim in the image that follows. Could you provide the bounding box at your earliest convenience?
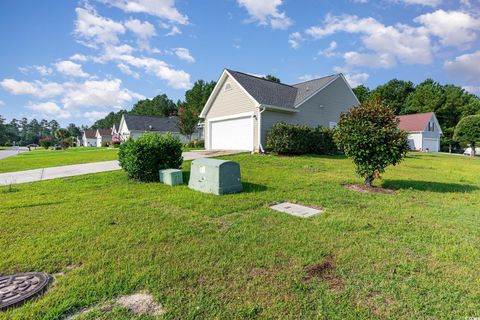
[207,111,254,123]
[263,104,298,113]
[294,75,340,109]
[199,70,260,118]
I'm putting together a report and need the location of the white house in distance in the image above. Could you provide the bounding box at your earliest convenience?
[82,130,97,147]
[95,129,112,147]
[397,112,442,152]
[118,114,199,143]
[199,69,359,152]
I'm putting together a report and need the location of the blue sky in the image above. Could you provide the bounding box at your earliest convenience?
[0,0,479,126]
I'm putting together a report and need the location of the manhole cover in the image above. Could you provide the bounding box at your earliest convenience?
[270,202,324,218]
[0,272,51,310]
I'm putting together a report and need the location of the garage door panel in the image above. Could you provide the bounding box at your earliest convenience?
[423,138,439,152]
[210,116,253,150]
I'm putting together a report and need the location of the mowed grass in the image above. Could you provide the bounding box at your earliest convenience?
[1,153,480,319]
[0,147,118,173]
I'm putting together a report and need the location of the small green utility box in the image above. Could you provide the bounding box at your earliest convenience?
[188,158,242,195]
[159,169,183,186]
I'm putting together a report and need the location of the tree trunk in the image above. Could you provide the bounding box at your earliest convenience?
[364,176,374,187]
[448,144,452,153]
[472,142,476,158]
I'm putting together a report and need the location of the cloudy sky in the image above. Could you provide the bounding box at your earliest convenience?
[0,0,479,126]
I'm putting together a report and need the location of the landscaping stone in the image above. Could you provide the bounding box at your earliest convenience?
[270,202,323,218]
[159,169,183,186]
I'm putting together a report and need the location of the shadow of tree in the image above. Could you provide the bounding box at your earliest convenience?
[382,180,479,193]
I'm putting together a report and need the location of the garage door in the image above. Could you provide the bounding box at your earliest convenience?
[423,138,439,152]
[210,116,253,151]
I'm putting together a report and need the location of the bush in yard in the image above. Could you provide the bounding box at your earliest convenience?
[334,98,409,187]
[265,123,337,155]
[39,137,53,149]
[119,132,183,182]
[101,141,110,147]
[453,115,480,157]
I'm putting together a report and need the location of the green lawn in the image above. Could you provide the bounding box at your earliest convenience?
[0,147,118,173]
[1,153,479,319]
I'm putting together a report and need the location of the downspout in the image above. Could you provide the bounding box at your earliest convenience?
[257,105,266,153]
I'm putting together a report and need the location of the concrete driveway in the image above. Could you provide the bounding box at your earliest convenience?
[0,150,244,186]
[0,147,29,160]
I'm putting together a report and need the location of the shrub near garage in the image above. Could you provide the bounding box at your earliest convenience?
[119,133,183,182]
[265,123,337,155]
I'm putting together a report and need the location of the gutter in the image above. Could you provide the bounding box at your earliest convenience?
[257,105,266,153]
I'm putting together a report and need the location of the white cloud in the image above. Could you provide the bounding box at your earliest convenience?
[84,111,109,121]
[0,100,5,107]
[125,18,156,39]
[400,0,442,6]
[237,0,292,29]
[344,51,396,68]
[444,50,480,81]
[117,63,140,79]
[414,10,480,48]
[0,79,64,98]
[19,65,54,76]
[173,48,195,63]
[62,79,144,110]
[55,60,89,78]
[333,66,369,87]
[70,54,89,62]
[99,0,188,25]
[288,32,303,49]
[306,14,432,67]
[74,6,126,46]
[27,102,71,119]
[319,41,338,57]
[166,25,181,36]
[463,85,479,95]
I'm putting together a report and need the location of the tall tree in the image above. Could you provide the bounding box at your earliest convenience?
[370,79,415,114]
[91,110,126,130]
[352,85,371,104]
[130,94,177,117]
[177,103,198,141]
[454,115,480,157]
[263,75,281,83]
[184,80,216,114]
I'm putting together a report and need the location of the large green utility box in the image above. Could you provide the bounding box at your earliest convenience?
[188,158,243,195]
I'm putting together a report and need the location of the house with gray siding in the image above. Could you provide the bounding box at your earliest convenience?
[200,69,359,152]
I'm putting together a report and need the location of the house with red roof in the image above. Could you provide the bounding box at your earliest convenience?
[397,112,442,152]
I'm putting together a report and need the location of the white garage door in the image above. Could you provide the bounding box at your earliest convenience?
[423,138,439,152]
[210,116,253,151]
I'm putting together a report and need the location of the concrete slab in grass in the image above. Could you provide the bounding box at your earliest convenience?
[270,202,323,218]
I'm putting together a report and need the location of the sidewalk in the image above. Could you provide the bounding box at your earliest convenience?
[0,150,243,186]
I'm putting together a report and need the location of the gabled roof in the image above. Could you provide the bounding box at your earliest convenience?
[225,69,340,109]
[397,112,436,132]
[83,129,96,139]
[123,114,180,132]
[96,129,111,136]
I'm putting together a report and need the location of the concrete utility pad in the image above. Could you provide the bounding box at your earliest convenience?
[270,202,323,218]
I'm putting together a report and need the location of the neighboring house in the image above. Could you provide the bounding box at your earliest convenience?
[118,114,199,143]
[397,112,442,152]
[200,69,359,152]
[82,130,97,147]
[95,129,112,147]
[111,123,121,144]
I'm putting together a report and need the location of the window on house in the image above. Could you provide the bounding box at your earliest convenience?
[224,82,232,91]
[428,121,434,132]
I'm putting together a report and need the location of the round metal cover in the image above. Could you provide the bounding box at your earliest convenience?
[0,272,51,310]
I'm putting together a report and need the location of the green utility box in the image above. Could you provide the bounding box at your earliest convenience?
[159,169,183,186]
[188,158,243,195]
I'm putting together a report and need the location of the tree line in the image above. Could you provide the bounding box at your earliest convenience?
[353,79,480,151]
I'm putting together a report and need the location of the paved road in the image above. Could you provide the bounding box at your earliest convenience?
[0,150,243,186]
[0,147,29,160]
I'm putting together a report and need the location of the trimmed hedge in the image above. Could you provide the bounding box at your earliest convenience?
[119,132,183,182]
[265,123,337,155]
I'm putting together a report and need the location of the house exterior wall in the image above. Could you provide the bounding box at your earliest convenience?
[260,77,358,145]
[407,133,423,150]
[126,130,198,143]
[204,74,259,150]
[83,138,96,147]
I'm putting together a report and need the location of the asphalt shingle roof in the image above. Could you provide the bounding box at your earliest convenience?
[124,114,181,132]
[97,129,111,136]
[226,69,339,109]
[397,112,434,132]
[83,130,96,139]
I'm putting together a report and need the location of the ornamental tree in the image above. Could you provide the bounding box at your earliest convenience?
[453,115,480,157]
[334,98,410,187]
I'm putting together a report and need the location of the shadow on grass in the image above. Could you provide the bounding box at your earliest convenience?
[6,201,63,210]
[382,179,479,193]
